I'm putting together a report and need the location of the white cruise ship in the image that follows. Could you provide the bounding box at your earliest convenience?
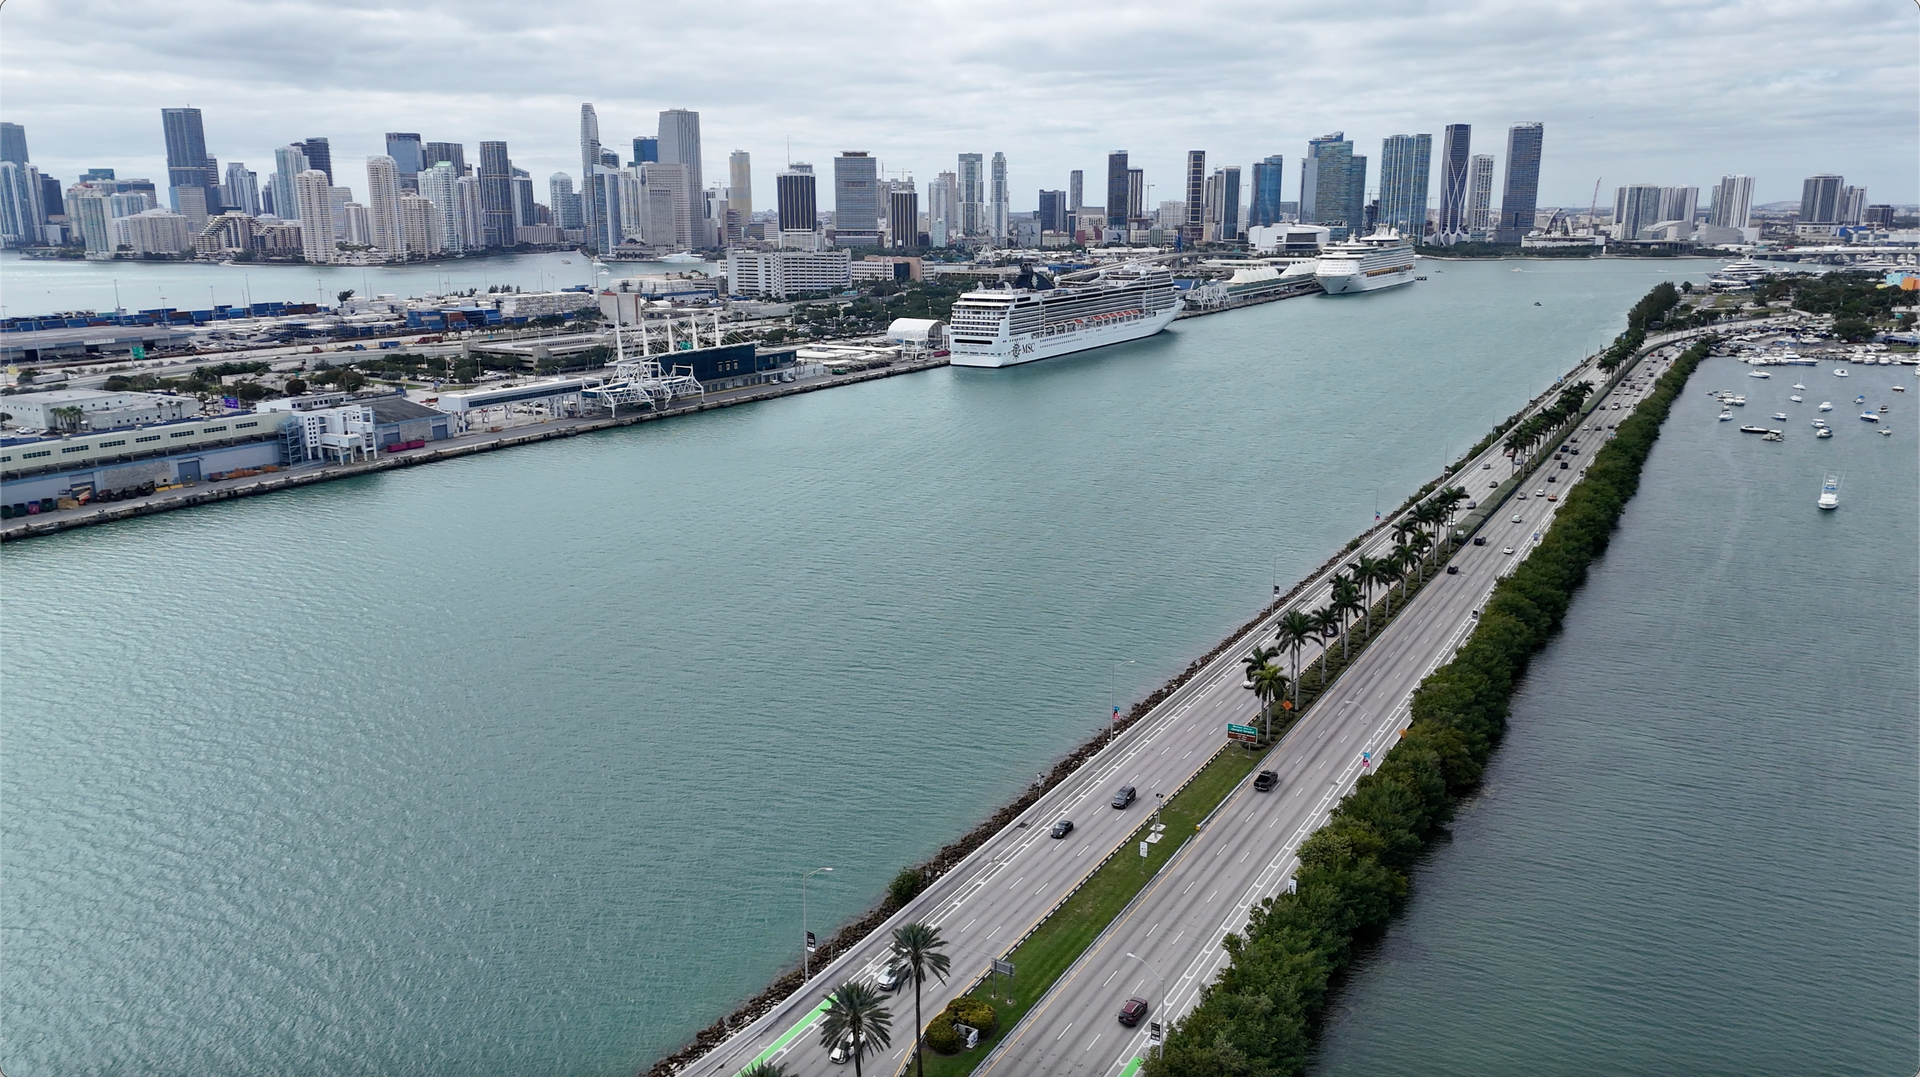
[947,263,1179,368]
[1313,230,1418,295]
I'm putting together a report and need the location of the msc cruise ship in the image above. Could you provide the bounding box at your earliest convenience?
[947,263,1179,368]
[1313,229,1419,295]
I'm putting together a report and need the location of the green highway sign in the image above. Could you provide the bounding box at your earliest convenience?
[1226,723,1258,735]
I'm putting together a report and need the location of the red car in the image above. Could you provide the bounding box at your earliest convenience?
[1118,998,1150,1026]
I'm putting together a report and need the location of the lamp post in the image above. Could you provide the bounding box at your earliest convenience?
[1124,951,1166,1056]
[802,866,833,981]
[1109,659,1135,745]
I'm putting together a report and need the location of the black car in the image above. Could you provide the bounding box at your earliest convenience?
[1253,770,1279,792]
[1560,461,1570,469]
[1472,536,1487,546]
[1446,564,1459,574]
[1118,998,1150,1026]
[1111,785,1136,809]
[1050,819,1074,839]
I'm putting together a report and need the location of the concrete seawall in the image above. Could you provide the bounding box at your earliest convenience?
[0,357,950,543]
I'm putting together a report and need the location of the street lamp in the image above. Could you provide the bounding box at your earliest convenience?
[1109,659,1135,745]
[802,866,833,981]
[1124,951,1166,1056]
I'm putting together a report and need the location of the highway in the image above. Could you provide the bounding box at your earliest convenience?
[673,327,1732,1077]
[976,331,1717,1077]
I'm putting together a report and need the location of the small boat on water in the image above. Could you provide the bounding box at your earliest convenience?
[1860,412,1880,423]
[1895,385,1908,393]
[1834,368,1850,377]
[1816,427,1833,438]
[1772,412,1788,420]
[1739,425,1772,434]
[1819,401,1834,411]
[1749,370,1771,379]
[1732,395,1747,406]
[1790,395,1803,402]
[1881,428,1894,436]
[1855,394,1866,404]
[1882,404,1891,412]
[1818,473,1841,509]
[1793,382,1807,390]
[1719,410,1734,421]
[1762,431,1784,442]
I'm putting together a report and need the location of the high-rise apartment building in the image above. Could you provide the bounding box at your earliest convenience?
[834,152,881,247]
[1185,151,1206,233]
[580,103,604,253]
[1038,189,1067,233]
[1378,133,1432,239]
[1069,169,1084,213]
[1613,184,1665,240]
[1799,174,1843,224]
[1250,156,1285,228]
[293,168,335,263]
[297,137,333,184]
[888,186,919,249]
[366,155,404,260]
[0,122,27,166]
[270,145,308,221]
[657,110,702,196]
[1435,124,1471,242]
[422,141,464,175]
[478,141,514,247]
[990,152,1009,240]
[399,193,438,255]
[223,161,260,217]
[384,133,423,191]
[1839,185,1866,225]
[549,174,581,230]
[1106,152,1130,228]
[632,136,658,166]
[1466,154,1494,238]
[1659,186,1698,231]
[927,171,957,247]
[1495,122,1543,243]
[1707,175,1754,230]
[1127,169,1145,224]
[419,161,463,254]
[958,153,984,236]
[511,168,536,228]
[1301,133,1366,240]
[727,151,752,241]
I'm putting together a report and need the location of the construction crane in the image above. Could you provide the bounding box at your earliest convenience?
[1587,178,1603,236]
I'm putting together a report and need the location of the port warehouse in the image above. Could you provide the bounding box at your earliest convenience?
[0,394,450,509]
[0,341,801,510]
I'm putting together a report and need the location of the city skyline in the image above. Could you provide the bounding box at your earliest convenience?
[0,0,1911,217]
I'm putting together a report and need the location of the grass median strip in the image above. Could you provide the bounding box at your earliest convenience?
[916,745,1261,1077]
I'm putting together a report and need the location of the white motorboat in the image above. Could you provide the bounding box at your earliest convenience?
[1811,418,1828,427]
[1860,412,1880,423]
[1819,401,1834,411]
[1817,473,1840,509]
[1748,370,1771,379]
[1834,368,1849,377]
[1816,427,1833,438]
[1895,385,1908,393]
[1732,395,1747,406]
[1793,382,1807,390]
[1771,412,1787,420]
[1719,410,1734,421]
[1855,395,1866,404]
[1880,428,1893,436]
[1790,395,1803,402]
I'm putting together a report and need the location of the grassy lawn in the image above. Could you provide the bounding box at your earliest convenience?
[916,746,1262,1077]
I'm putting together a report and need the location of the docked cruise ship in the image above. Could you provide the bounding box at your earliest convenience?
[1313,230,1419,295]
[947,263,1179,368]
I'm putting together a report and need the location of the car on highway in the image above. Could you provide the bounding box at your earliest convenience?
[1482,462,1492,469]
[1516,492,1527,500]
[1118,998,1150,1026]
[1111,785,1137,809]
[1489,481,1498,489]
[1050,819,1074,839]
[1253,770,1279,792]
[1547,475,1556,483]
[1561,461,1570,468]
[1446,564,1459,574]
[876,966,904,992]
[1510,514,1523,523]
[1473,536,1487,546]
[1547,494,1558,501]
[1534,489,1546,497]
[1502,546,1515,555]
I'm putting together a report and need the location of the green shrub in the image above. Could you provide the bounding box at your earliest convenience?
[888,867,926,908]
[924,1018,962,1054]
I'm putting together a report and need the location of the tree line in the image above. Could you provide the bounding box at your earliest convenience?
[1146,311,1715,1076]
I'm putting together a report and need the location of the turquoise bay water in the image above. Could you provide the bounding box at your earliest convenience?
[2,259,1712,1075]
[1312,356,1918,1076]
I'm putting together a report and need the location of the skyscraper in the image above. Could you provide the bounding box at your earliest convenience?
[888,185,919,249]
[420,161,463,253]
[777,163,817,240]
[1613,185,1665,240]
[512,168,536,228]
[1378,133,1432,239]
[385,133,423,190]
[366,155,404,260]
[657,109,702,196]
[1839,185,1866,225]
[632,136,658,166]
[1435,124,1471,242]
[958,153,984,236]
[298,137,333,184]
[1106,152,1130,228]
[1799,174,1843,224]
[639,162,691,249]
[1659,186,1698,231]
[223,161,260,217]
[270,145,308,222]
[1216,166,1242,239]
[162,107,218,213]
[1495,122,1543,243]
[422,142,465,175]
[1250,156,1284,229]
[0,122,26,166]
[549,174,581,229]
[1466,154,1495,238]
[580,103,604,253]
[1708,175,1754,230]
[834,151,881,247]
[1069,169,1083,213]
[1038,189,1067,233]
[478,141,514,247]
[1185,151,1206,234]
[294,168,335,263]
[989,152,1009,240]
[728,151,752,241]
[928,171,957,247]
[1127,169,1145,224]
[1301,133,1366,240]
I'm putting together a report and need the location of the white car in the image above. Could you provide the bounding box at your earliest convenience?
[1511,514,1523,523]
[1502,546,1516,555]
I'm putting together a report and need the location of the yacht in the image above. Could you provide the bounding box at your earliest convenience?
[1718,410,1734,421]
[1855,394,1867,404]
[1816,427,1833,438]
[1790,395,1803,403]
[1860,412,1880,423]
[1771,412,1788,420]
[1817,473,1841,509]
[1881,428,1894,436]
[1834,368,1849,377]
[660,252,705,264]
[1732,395,1747,406]
[1748,370,1771,379]
[1819,401,1834,411]
[1894,385,1907,393]
[1313,230,1418,294]
[1739,425,1772,434]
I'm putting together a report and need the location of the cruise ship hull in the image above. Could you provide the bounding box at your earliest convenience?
[1315,265,1417,294]
[949,306,1178,368]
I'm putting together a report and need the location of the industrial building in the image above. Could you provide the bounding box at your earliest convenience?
[4,389,193,432]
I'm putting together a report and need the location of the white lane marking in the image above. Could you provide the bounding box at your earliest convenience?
[963,918,977,932]
[1182,879,1198,895]
[1207,889,1218,903]
[1008,876,1023,890]
[1103,968,1119,987]
[1085,1033,1102,1053]
[1056,1022,1074,1042]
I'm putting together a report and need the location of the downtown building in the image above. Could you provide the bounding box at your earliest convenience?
[1300,133,1366,241]
[1494,122,1544,244]
[725,248,851,298]
[1377,133,1431,240]
[1433,124,1472,244]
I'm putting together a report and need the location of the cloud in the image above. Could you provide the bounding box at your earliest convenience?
[1,0,1912,210]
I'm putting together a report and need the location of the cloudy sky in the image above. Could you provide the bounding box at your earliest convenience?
[3,0,1913,213]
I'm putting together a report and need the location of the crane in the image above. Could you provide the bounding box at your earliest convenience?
[1587,178,1602,236]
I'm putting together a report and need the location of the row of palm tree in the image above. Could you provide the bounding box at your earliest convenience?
[1503,382,1595,467]
[756,922,952,1077]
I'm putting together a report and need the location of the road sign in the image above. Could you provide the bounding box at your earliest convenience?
[1140,841,1149,858]
[955,1024,980,1050]
[992,958,1015,978]
[130,344,146,359]
[805,931,816,953]
[1149,1021,1163,1042]
[1226,722,1259,745]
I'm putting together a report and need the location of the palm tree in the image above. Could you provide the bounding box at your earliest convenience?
[1407,531,1435,583]
[1276,610,1313,708]
[889,924,951,1077]
[1250,661,1288,739]
[1330,577,1365,660]
[1241,643,1279,682]
[819,981,893,1077]
[1307,606,1340,683]
[741,1064,792,1077]
[1351,555,1384,640]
